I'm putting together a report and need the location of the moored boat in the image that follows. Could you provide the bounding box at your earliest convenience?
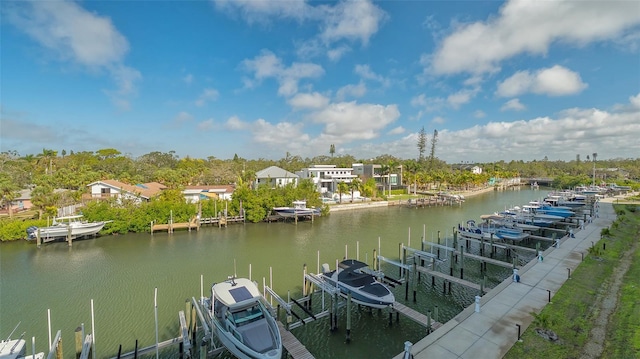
[272,200,320,218]
[0,323,44,359]
[25,215,109,242]
[204,277,282,359]
[321,259,395,309]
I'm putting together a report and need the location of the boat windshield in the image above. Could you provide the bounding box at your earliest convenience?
[232,304,264,326]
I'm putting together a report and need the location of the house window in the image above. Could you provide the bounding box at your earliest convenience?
[101,188,111,197]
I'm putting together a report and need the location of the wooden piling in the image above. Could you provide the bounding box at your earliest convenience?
[346,292,352,343]
[74,327,83,359]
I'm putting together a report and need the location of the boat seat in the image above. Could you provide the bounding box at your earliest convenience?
[237,318,276,353]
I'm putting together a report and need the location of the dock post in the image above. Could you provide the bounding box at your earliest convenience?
[346,292,352,343]
[398,243,403,277]
[437,231,441,258]
[67,225,72,247]
[373,249,378,271]
[199,340,207,359]
[480,235,484,256]
[412,262,417,302]
[434,305,439,323]
[56,336,63,359]
[490,234,494,258]
[74,326,83,359]
[449,249,454,277]
[37,229,41,248]
[460,245,465,279]
[427,310,432,334]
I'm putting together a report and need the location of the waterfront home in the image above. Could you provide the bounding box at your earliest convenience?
[254,166,298,188]
[87,180,166,204]
[183,185,235,203]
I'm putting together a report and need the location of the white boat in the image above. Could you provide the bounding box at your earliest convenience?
[26,215,109,242]
[321,259,395,309]
[0,324,44,359]
[205,277,282,359]
[272,200,320,218]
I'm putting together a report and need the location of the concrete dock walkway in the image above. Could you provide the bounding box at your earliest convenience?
[394,201,616,359]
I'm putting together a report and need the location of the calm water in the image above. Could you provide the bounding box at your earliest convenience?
[0,188,550,359]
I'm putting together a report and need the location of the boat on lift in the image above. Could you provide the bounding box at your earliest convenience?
[203,277,282,359]
[321,259,395,309]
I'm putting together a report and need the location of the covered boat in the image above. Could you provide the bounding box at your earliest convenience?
[205,277,282,359]
[321,259,395,309]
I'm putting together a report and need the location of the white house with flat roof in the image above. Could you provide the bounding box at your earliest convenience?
[296,164,357,194]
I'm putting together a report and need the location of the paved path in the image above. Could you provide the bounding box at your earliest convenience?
[394,201,616,359]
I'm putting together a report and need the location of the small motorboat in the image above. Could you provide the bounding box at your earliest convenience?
[0,323,44,359]
[272,200,320,218]
[321,259,395,309]
[25,215,109,242]
[204,277,282,359]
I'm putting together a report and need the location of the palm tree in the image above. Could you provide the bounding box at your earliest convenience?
[0,174,20,218]
[337,181,349,204]
[349,178,362,202]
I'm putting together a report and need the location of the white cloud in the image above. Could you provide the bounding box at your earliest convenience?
[183,74,194,84]
[252,119,310,145]
[410,94,445,112]
[6,0,140,108]
[174,111,193,124]
[327,45,351,62]
[447,87,479,109]
[355,94,640,162]
[216,0,387,59]
[336,82,367,101]
[213,0,311,23]
[242,50,324,97]
[496,65,587,97]
[388,126,405,135]
[429,0,640,75]
[309,101,400,142]
[287,92,330,110]
[318,0,387,45]
[474,110,487,118]
[354,64,390,86]
[630,93,640,109]
[432,116,446,124]
[195,88,220,107]
[501,98,526,112]
[224,115,248,130]
[198,119,215,131]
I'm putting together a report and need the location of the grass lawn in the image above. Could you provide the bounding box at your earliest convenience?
[504,204,640,359]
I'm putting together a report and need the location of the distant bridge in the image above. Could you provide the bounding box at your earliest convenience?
[523,177,554,186]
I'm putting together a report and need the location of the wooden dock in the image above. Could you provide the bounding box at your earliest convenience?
[393,302,443,331]
[277,322,315,359]
[151,217,198,233]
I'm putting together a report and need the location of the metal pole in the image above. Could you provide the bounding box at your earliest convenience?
[91,299,96,359]
[154,288,159,359]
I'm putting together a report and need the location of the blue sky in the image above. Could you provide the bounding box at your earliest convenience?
[2,0,639,163]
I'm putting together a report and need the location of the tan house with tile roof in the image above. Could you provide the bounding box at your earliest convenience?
[87,180,167,203]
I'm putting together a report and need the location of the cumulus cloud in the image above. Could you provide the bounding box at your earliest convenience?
[388,126,405,135]
[6,0,141,109]
[354,92,640,162]
[309,101,400,141]
[215,0,387,60]
[429,0,640,75]
[319,0,387,45]
[501,98,526,111]
[173,111,193,125]
[198,119,215,131]
[447,87,479,109]
[224,115,248,130]
[287,92,330,110]
[474,110,487,118]
[497,65,587,97]
[242,50,324,97]
[252,119,310,145]
[354,64,390,86]
[336,82,367,101]
[195,88,220,107]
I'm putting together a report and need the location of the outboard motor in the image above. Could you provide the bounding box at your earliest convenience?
[26,226,38,239]
[321,263,331,274]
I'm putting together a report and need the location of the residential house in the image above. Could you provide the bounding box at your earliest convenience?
[183,185,235,203]
[254,166,299,188]
[87,180,167,204]
[296,164,358,194]
[1,189,33,214]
